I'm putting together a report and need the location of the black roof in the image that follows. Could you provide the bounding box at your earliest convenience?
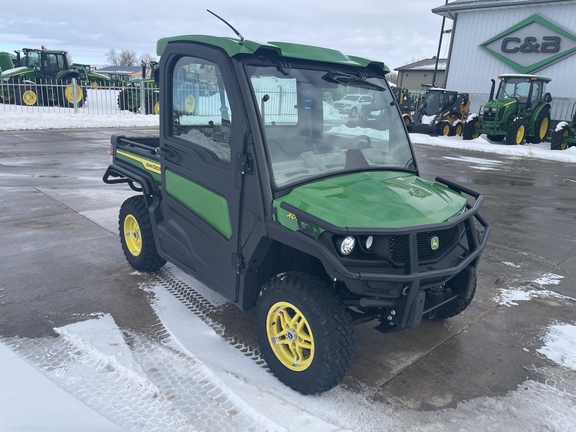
[432,0,576,18]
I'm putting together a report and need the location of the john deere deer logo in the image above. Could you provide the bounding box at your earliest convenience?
[431,236,440,251]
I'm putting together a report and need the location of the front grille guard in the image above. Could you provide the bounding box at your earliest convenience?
[279,176,490,284]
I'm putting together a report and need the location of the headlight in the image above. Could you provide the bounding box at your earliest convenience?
[339,236,356,256]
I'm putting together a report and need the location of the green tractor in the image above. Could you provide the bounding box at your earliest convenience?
[551,102,576,150]
[70,63,111,87]
[463,74,552,145]
[117,61,160,115]
[0,47,87,107]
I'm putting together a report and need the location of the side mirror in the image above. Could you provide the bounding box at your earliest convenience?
[544,92,552,103]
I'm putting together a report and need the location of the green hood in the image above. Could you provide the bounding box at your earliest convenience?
[485,98,516,109]
[274,171,467,231]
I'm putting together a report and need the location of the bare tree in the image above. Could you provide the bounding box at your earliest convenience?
[106,48,138,66]
[387,71,398,85]
[106,48,119,66]
[139,53,157,65]
[118,49,138,67]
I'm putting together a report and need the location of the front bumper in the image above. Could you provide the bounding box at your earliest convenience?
[275,177,490,329]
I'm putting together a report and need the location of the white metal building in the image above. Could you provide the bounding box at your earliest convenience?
[432,0,576,120]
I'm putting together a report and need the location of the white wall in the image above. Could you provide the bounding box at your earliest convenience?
[445,3,576,120]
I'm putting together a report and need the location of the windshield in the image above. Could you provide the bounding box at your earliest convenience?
[246,64,415,188]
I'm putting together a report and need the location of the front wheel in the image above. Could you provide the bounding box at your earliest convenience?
[462,119,480,140]
[506,119,527,145]
[428,271,477,320]
[437,121,451,136]
[550,125,570,150]
[19,84,39,106]
[119,196,166,272]
[256,271,354,394]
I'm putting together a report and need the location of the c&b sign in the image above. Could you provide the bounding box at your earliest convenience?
[481,15,576,73]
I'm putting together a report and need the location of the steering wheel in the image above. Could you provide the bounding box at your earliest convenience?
[350,135,372,149]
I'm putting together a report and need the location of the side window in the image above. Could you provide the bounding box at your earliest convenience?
[171,56,232,163]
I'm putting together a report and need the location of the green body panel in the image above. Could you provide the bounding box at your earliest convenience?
[0,52,14,72]
[165,170,233,240]
[115,149,162,182]
[274,172,467,234]
[156,35,389,74]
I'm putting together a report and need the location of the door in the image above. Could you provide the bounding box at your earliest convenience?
[157,46,247,301]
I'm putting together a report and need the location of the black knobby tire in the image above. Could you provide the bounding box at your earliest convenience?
[526,108,550,144]
[486,134,505,142]
[506,119,527,145]
[428,277,477,320]
[118,90,139,112]
[256,271,355,394]
[450,122,463,137]
[550,125,570,150]
[462,119,480,140]
[118,196,166,272]
[437,121,451,136]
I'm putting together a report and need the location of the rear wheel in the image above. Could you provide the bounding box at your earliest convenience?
[526,108,550,144]
[118,90,139,112]
[506,119,527,145]
[462,119,480,140]
[256,271,354,394]
[60,78,86,107]
[402,114,412,125]
[145,93,160,115]
[119,196,166,272]
[451,122,463,136]
[550,125,570,150]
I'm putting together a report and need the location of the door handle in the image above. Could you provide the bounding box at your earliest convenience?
[157,145,179,161]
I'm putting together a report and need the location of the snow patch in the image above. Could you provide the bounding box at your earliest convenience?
[533,273,564,286]
[494,287,574,307]
[503,262,521,268]
[537,324,576,371]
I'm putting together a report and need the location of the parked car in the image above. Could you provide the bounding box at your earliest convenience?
[333,93,373,116]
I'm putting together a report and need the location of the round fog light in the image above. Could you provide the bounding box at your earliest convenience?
[340,236,356,256]
[365,235,374,250]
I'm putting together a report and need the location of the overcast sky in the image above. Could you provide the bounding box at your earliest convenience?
[0,0,451,71]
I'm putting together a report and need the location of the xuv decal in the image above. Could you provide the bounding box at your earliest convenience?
[481,15,576,73]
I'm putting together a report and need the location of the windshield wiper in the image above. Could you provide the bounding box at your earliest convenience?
[322,72,386,91]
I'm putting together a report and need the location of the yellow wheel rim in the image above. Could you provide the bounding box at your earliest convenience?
[561,130,569,150]
[91,82,99,88]
[516,125,525,144]
[22,90,37,106]
[123,214,142,257]
[442,124,450,136]
[472,121,480,139]
[539,117,549,138]
[455,124,463,136]
[154,101,160,115]
[185,95,196,114]
[65,84,84,103]
[266,301,314,372]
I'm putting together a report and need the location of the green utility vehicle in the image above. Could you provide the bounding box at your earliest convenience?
[117,61,160,114]
[550,102,576,150]
[463,74,552,145]
[407,88,470,136]
[103,34,489,395]
[0,47,88,107]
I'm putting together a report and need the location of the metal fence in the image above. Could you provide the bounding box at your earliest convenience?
[0,79,156,115]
